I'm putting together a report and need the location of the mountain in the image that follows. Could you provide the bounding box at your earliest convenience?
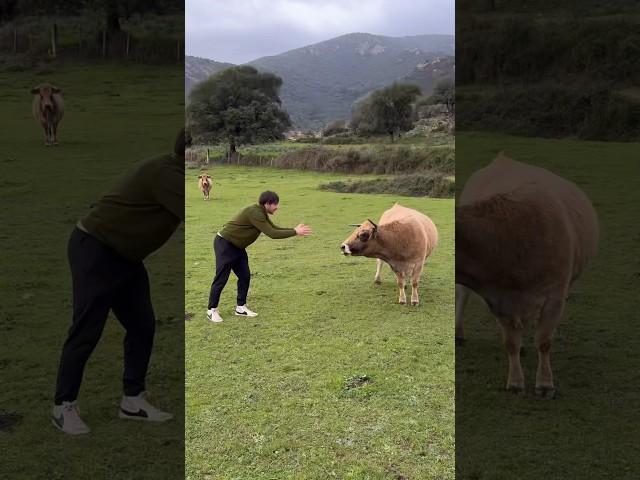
[401,56,455,96]
[185,56,235,95]
[186,33,454,130]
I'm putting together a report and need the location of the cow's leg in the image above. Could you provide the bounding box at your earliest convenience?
[394,271,407,304]
[534,297,564,399]
[374,259,383,284]
[498,317,525,392]
[42,122,50,146]
[52,121,58,145]
[410,263,423,306]
[455,284,470,345]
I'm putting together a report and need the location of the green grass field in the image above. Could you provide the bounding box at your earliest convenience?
[185,166,455,479]
[0,63,184,478]
[455,132,640,479]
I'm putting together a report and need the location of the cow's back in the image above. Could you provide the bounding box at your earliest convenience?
[379,203,438,259]
[460,155,598,285]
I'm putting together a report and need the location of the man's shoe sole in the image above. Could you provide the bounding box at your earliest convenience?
[119,408,172,422]
[235,311,258,317]
[51,417,90,435]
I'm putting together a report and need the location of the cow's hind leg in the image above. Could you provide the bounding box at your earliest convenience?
[42,123,50,146]
[410,263,423,306]
[374,259,383,284]
[534,297,564,399]
[394,271,407,304]
[455,284,471,345]
[52,121,59,145]
[498,317,525,392]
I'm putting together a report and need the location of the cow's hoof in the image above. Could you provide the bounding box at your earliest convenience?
[534,386,556,400]
[506,384,525,394]
[411,301,419,306]
[455,337,465,346]
[374,278,381,285]
[399,300,407,305]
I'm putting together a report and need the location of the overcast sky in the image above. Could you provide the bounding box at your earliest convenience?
[186,0,454,64]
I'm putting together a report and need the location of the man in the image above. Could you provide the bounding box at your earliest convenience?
[207,191,312,322]
[52,129,186,435]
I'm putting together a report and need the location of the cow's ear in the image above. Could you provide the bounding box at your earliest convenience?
[31,87,40,94]
[52,86,61,93]
[198,175,202,178]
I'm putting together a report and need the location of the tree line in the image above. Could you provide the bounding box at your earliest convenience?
[187,65,454,154]
[1,0,182,32]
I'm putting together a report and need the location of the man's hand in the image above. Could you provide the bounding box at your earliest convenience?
[295,224,312,236]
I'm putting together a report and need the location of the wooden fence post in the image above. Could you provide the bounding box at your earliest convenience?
[51,24,57,58]
[206,148,210,164]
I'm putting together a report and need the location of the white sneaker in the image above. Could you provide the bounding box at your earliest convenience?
[235,304,258,317]
[207,308,223,323]
[119,392,173,422]
[52,401,90,435]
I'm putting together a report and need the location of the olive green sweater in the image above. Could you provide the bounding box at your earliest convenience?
[220,204,296,249]
[81,153,184,261]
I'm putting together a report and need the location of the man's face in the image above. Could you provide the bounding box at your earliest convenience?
[265,202,279,214]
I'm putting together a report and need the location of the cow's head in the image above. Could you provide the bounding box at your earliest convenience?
[341,219,378,256]
[31,84,61,113]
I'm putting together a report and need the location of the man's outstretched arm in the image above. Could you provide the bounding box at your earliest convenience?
[247,209,296,238]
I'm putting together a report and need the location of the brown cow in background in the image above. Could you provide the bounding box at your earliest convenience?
[31,84,64,146]
[198,174,212,200]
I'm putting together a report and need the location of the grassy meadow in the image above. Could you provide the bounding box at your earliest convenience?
[185,166,455,479]
[455,132,640,479]
[0,63,184,478]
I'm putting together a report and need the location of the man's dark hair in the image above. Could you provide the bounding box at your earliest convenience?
[259,191,280,205]
[174,127,190,157]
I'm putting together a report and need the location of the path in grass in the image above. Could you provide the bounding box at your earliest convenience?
[185,166,455,479]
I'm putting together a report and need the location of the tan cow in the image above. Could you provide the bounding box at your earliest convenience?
[341,203,438,305]
[31,84,64,146]
[456,153,599,398]
[198,174,212,200]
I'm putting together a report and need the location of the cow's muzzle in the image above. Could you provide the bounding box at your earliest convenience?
[341,243,351,255]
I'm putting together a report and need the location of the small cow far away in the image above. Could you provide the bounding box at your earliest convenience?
[31,83,64,146]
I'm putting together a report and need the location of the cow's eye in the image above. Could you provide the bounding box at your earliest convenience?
[358,231,370,242]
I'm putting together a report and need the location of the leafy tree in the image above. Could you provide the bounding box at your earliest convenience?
[351,83,421,141]
[432,79,455,113]
[187,66,291,156]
